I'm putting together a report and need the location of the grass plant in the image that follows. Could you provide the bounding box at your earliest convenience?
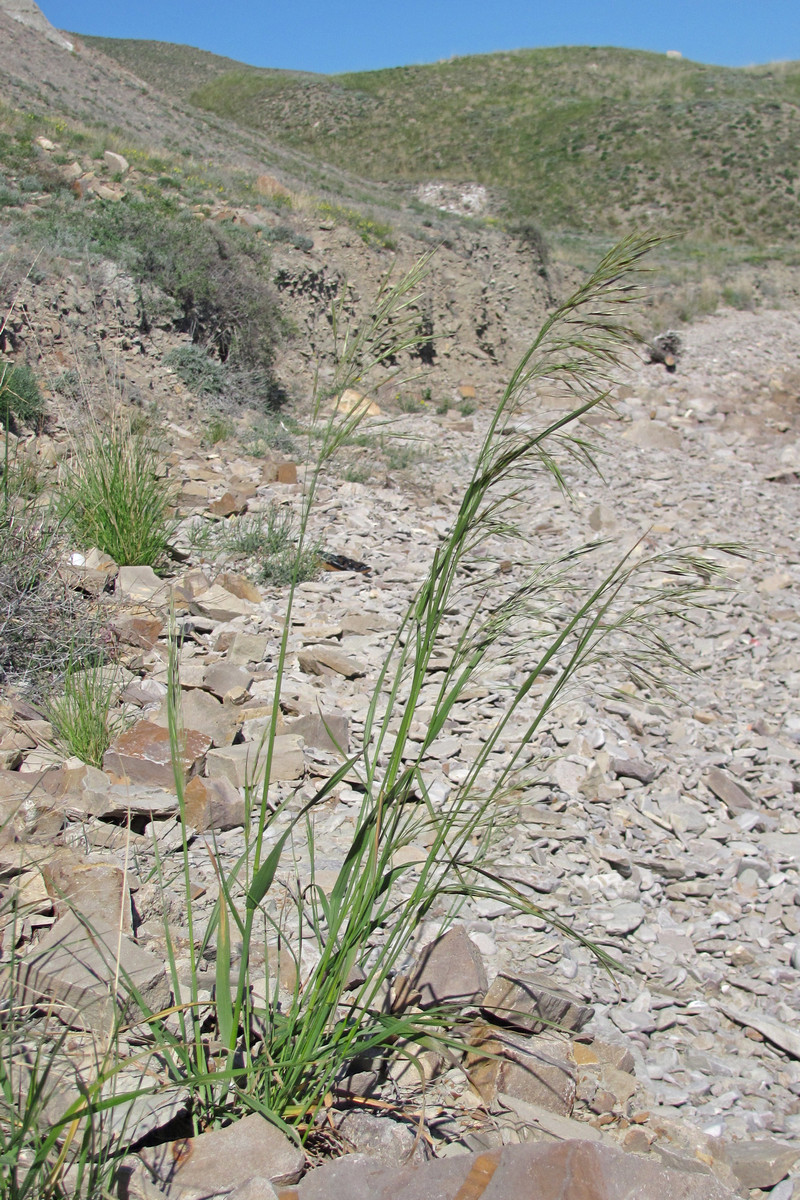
[152,234,731,1142]
[0,486,95,694]
[0,364,43,431]
[196,506,321,586]
[2,237,735,1190]
[58,421,176,567]
[46,662,130,768]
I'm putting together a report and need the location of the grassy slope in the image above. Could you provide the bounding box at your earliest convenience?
[84,38,800,244]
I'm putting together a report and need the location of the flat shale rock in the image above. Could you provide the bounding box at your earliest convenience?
[298,644,367,679]
[183,774,245,831]
[104,720,211,789]
[482,972,595,1035]
[140,1112,304,1195]
[285,1139,736,1200]
[702,766,755,814]
[205,735,305,788]
[467,1025,577,1116]
[409,924,488,1009]
[720,1138,800,1190]
[16,913,170,1032]
[116,565,170,605]
[191,584,259,622]
[285,712,350,754]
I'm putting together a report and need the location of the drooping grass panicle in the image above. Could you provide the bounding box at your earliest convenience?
[145,233,733,1142]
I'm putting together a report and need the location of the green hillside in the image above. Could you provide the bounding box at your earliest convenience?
[84,38,800,244]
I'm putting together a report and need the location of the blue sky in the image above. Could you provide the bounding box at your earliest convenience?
[42,1,800,74]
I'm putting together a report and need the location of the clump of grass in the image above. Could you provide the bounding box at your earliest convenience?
[46,661,130,767]
[381,436,420,470]
[342,464,371,483]
[458,399,476,416]
[215,506,320,586]
[3,238,734,1180]
[0,474,97,693]
[164,344,226,396]
[143,235,734,1147]
[204,414,234,446]
[0,364,44,431]
[58,422,176,567]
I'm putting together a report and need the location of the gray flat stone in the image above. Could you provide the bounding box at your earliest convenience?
[16,913,170,1032]
[703,767,754,814]
[205,736,305,789]
[482,971,594,1035]
[142,1112,304,1194]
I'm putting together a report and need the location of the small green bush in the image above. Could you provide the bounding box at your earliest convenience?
[98,198,281,369]
[217,506,320,586]
[0,492,98,691]
[164,344,226,395]
[0,364,44,430]
[59,424,176,567]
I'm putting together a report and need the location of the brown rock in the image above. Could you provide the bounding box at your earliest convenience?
[16,913,170,1034]
[112,613,164,651]
[142,1112,304,1194]
[611,757,656,785]
[227,631,270,663]
[298,645,366,679]
[285,713,349,754]
[183,775,245,831]
[203,662,253,700]
[154,688,240,747]
[191,584,259,622]
[467,1027,576,1116]
[116,565,170,605]
[173,568,213,601]
[409,925,487,1010]
[42,849,132,932]
[216,571,263,603]
[482,971,595,1035]
[332,1111,427,1166]
[205,736,304,789]
[721,1139,800,1190]
[104,720,211,789]
[333,389,381,417]
[209,490,249,517]
[276,463,298,485]
[289,1139,737,1200]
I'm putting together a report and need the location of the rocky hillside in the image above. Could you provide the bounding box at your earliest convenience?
[86,36,800,245]
[2,9,800,1200]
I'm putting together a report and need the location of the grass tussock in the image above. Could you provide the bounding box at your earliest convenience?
[0,237,736,1193]
[154,235,730,1137]
[46,662,131,767]
[58,422,176,568]
[0,364,44,432]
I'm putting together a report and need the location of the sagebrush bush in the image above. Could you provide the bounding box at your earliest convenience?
[59,423,176,567]
[85,198,282,370]
[0,495,97,692]
[163,344,226,395]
